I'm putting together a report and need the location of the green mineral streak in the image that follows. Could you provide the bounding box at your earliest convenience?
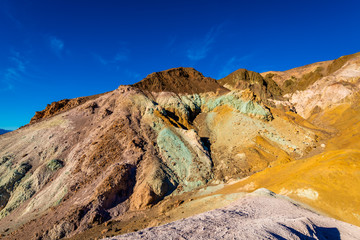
[0,162,33,219]
[0,179,36,218]
[0,155,12,165]
[180,94,202,112]
[156,128,208,192]
[0,162,31,190]
[47,159,64,171]
[203,93,270,117]
[145,108,165,132]
[53,187,68,206]
[183,179,203,191]
[157,128,193,180]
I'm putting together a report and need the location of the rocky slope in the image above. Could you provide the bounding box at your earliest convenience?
[263,52,360,118]
[0,53,360,239]
[30,94,105,123]
[224,91,360,227]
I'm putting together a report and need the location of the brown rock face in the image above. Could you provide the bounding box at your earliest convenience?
[30,94,104,123]
[30,99,83,123]
[218,69,282,100]
[132,67,227,94]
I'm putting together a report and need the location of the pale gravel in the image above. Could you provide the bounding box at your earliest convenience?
[106,190,360,240]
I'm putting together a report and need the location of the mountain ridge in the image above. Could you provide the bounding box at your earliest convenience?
[132,67,228,95]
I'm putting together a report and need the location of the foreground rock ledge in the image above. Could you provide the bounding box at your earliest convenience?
[107,190,360,240]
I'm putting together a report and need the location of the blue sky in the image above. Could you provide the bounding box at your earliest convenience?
[1,0,360,130]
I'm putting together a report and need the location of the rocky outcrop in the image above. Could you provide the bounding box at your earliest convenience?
[156,128,213,193]
[110,190,360,240]
[0,161,32,212]
[262,52,360,95]
[288,53,360,118]
[30,98,84,123]
[30,93,104,123]
[218,69,282,100]
[132,67,227,95]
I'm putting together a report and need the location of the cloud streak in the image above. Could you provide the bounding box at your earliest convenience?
[187,25,223,61]
[49,36,64,57]
[165,36,177,53]
[93,49,129,66]
[0,1,22,29]
[93,54,108,65]
[217,55,253,79]
[1,51,28,91]
[114,52,128,62]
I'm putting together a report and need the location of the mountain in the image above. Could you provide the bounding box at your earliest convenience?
[218,68,283,101]
[0,129,11,135]
[133,67,227,95]
[1,53,360,239]
[262,52,360,118]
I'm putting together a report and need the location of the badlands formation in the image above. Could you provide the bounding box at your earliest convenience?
[0,52,360,239]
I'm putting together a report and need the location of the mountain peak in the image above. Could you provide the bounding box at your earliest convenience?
[218,68,282,100]
[132,67,227,94]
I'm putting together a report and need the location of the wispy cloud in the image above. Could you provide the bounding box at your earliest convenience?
[124,69,141,82]
[0,1,22,29]
[114,52,128,62]
[92,49,129,66]
[93,54,108,65]
[1,51,28,91]
[166,36,177,49]
[217,55,253,79]
[4,11,22,29]
[49,36,64,57]
[187,25,224,61]
[165,36,177,53]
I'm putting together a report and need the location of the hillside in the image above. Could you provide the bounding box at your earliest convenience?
[1,53,360,239]
[263,52,360,118]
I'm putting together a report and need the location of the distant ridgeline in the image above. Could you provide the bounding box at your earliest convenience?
[0,129,12,135]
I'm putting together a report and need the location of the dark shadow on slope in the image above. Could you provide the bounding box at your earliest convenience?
[313,226,341,240]
[188,107,202,124]
[200,137,211,155]
[164,110,180,121]
[163,110,188,130]
[102,164,137,210]
[268,224,341,240]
